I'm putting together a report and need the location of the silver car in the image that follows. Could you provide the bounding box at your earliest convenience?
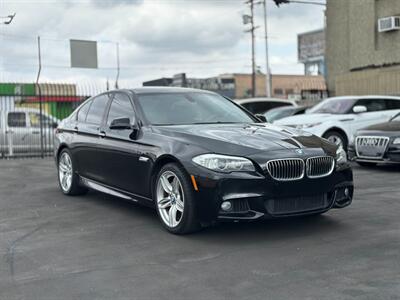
[0,108,59,157]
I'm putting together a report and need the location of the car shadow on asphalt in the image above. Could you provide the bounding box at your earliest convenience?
[84,190,350,244]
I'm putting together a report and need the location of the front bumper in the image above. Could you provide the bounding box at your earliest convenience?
[186,164,353,223]
[348,144,400,164]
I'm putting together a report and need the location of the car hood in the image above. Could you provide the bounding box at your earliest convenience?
[152,123,335,156]
[361,121,400,132]
[275,113,343,126]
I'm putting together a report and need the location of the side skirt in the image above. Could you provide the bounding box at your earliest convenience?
[79,176,154,207]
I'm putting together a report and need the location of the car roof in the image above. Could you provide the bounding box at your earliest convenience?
[325,95,400,101]
[235,98,297,105]
[128,87,216,95]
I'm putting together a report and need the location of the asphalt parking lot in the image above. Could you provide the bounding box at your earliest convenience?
[0,159,399,300]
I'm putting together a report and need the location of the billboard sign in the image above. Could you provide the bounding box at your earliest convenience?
[70,39,98,69]
[298,29,325,63]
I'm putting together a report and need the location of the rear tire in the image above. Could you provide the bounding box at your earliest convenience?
[323,130,348,150]
[58,148,88,196]
[154,163,201,234]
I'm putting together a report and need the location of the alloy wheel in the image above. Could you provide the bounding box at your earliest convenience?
[327,135,343,147]
[156,171,185,228]
[59,152,73,192]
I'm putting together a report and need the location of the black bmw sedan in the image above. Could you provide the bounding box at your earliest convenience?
[349,112,400,166]
[55,87,353,234]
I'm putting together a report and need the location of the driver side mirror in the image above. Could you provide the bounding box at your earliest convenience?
[110,117,132,130]
[353,105,367,114]
[255,114,268,123]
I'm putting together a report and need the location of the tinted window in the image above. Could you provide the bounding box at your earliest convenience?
[86,95,109,125]
[243,102,290,114]
[385,99,400,110]
[355,99,386,112]
[29,113,54,128]
[309,98,356,114]
[7,112,26,127]
[77,100,92,122]
[137,92,254,125]
[107,93,135,125]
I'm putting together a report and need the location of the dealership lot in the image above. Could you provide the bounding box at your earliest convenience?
[1,159,399,300]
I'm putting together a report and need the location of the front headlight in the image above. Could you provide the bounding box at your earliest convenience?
[295,123,322,130]
[336,146,347,165]
[393,137,400,145]
[192,154,255,173]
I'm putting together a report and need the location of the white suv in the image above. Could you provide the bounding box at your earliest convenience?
[275,96,400,149]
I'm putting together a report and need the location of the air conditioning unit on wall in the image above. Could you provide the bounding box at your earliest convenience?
[378,16,400,32]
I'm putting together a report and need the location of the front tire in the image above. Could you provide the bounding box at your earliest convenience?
[323,130,348,150]
[58,148,88,196]
[154,163,201,234]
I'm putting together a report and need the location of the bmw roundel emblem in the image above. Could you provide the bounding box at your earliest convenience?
[295,149,303,155]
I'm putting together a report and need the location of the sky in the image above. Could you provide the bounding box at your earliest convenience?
[0,0,325,90]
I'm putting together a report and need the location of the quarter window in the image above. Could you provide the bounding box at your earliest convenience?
[7,112,26,127]
[77,100,92,122]
[107,93,135,125]
[86,95,109,125]
[385,99,400,110]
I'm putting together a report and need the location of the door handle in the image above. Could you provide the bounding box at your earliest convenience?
[99,131,106,138]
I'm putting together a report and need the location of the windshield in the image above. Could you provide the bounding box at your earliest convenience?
[137,92,255,125]
[265,107,296,122]
[391,112,400,122]
[308,98,356,114]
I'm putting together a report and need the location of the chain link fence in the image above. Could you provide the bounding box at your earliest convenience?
[0,82,104,159]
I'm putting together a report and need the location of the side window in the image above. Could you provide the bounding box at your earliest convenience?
[77,100,92,123]
[385,99,400,110]
[107,93,135,126]
[355,99,386,112]
[29,113,53,128]
[86,95,109,125]
[7,112,26,127]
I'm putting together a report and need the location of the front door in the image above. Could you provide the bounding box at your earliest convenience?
[5,112,29,155]
[99,92,143,196]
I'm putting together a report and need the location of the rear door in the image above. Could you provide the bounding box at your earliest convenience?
[74,94,110,182]
[27,112,57,152]
[99,92,143,194]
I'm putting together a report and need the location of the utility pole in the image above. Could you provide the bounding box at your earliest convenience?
[250,0,256,97]
[263,0,271,97]
[115,42,120,89]
[244,0,258,98]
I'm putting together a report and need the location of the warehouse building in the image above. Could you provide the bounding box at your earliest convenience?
[326,0,400,96]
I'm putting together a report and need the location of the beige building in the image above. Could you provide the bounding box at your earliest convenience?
[326,0,400,96]
[228,73,326,101]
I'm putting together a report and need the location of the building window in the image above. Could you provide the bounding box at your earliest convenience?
[286,89,294,95]
[274,88,284,96]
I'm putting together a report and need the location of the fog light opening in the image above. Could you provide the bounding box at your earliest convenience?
[221,201,232,212]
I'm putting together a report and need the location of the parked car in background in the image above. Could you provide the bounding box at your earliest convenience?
[0,108,59,156]
[55,87,353,234]
[264,106,310,123]
[275,96,400,150]
[348,112,400,166]
[235,97,297,115]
